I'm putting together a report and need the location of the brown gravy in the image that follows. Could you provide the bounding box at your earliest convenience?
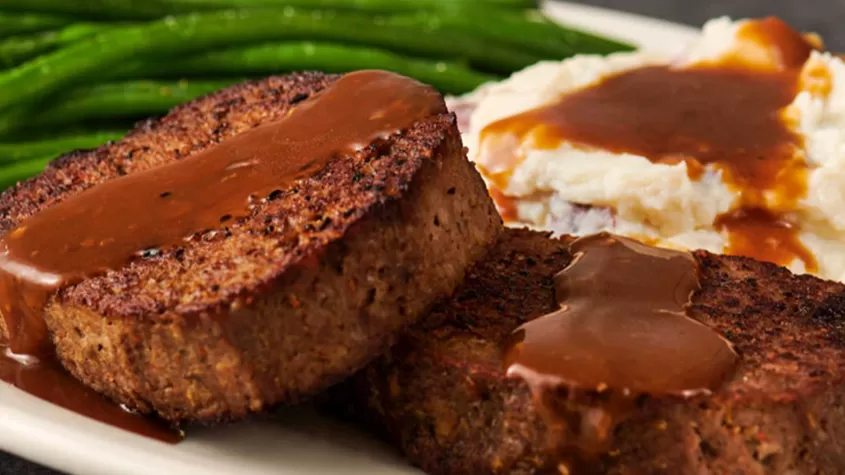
[1,344,181,443]
[481,18,820,271]
[0,70,445,440]
[483,65,803,195]
[504,233,738,468]
[488,187,519,223]
[715,208,817,272]
[0,70,445,356]
[729,17,817,70]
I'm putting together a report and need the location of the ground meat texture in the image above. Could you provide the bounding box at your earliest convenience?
[330,228,845,475]
[0,72,503,423]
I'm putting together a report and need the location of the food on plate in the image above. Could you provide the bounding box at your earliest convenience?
[454,16,845,281]
[0,1,632,186]
[0,130,124,163]
[332,228,845,474]
[0,0,540,20]
[5,5,845,474]
[0,70,502,424]
[0,343,181,441]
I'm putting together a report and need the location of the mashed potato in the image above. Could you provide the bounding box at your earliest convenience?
[453,17,845,282]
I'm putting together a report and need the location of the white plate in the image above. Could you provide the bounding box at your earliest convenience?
[0,4,698,475]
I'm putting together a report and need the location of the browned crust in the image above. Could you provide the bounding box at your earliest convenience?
[331,229,845,474]
[0,72,503,422]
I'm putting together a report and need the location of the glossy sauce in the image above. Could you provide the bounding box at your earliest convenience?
[504,233,738,469]
[481,18,820,271]
[0,70,445,439]
[728,17,816,70]
[1,344,181,443]
[488,187,519,223]
[0,70,445,356]
[715,208,817,272]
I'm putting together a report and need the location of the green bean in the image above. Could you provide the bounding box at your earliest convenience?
[0,24,123,68]
[157,0,538,12]
[515,9,634,55]
[10,122,138,142]
[0,130,124,162]
[393,9,633,57]
[0,9,537,110]
[114,42,498,95]
[0,80,237,136]
[386,11,633,59]
[0,12,73,37]
[0,31,59,67]
[0,154,54,190]
[0,0,536,21]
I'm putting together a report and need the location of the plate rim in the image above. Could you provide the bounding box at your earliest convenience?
[543,0,698,52]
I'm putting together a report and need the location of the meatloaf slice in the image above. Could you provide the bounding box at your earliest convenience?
[0,72,502,422]
[331,228,845,474]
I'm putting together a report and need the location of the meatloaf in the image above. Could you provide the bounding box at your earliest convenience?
[331,228,845,474]
[0,72,503,422]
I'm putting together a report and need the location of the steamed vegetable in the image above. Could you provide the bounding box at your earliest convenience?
[0,0,538,21]
[0,154,55,189]
[0,12,73,37]
[113,42,497,94]
[0,131,124,161]
[0,23,121,67]
[0,80,237,136]
[0,0,632,189]
[0,8,540,111]
[384,11,632,58]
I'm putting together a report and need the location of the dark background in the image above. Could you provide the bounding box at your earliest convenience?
[582,0,844,49]
[3,0,844,473]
